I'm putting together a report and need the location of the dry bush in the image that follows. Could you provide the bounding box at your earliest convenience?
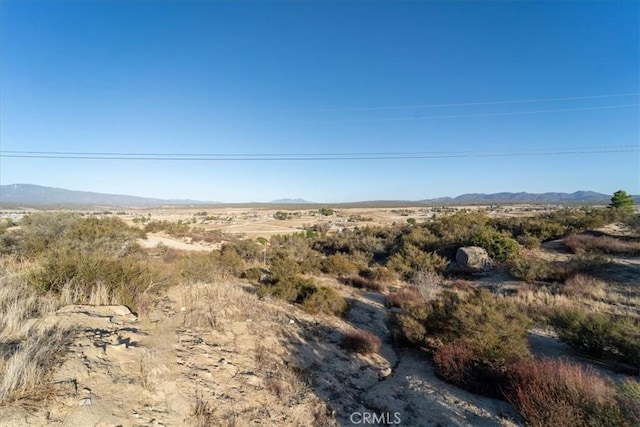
[562,274,606,299]
[563,233,640,256]
[432,340,475,387]
[411,270,442,301]
[506,358,626,427]
[179,282,262,330]
[385,286,423,309]
[0,321,75,405]
[0,270,57,338]
[508,288,575,323]
[339,276,385,292]
[340,329,381,355]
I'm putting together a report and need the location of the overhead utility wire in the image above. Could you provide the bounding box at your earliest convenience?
[2,148,637,161]
[2,145,637,158]
[278,92,640,112]
[310,104,640,123]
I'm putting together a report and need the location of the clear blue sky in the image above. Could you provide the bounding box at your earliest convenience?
[1,0,638,203]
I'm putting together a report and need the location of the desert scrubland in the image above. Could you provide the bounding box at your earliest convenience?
[0,204,638,426]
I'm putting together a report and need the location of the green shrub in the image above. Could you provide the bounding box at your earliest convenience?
[241,267,265,283]
[359,266,397,283]
[385,287,423,309]
[302,286,348,316]
[340,276,385,292]
[322,253,359,277]
[392,289,531,396]
[470,228,520,261]
[550,308,640,369]
[258,276,347,317]
[510,257,553,283]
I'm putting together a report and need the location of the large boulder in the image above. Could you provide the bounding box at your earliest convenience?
[456,246,493,271]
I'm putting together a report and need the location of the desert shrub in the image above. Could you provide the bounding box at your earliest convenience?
[257,275,316,303]
[387,244,448,280]
[179,252,219,284]
[393,289,531,396]
[322,253,359,277]
[470,228,520,261]
[28,249,154,309]
[432,340,476,389]
[258,276,347,316]
[340,329,381,355]
[227,239,263,263]
[550,308,640,369]
[563,233,640,256]
[517,233,541,249]
[506,358,626,427]
[268,256,301,282]
[241,267,265,283]
[617,378,640,425]
[339,276,385,292]
[302,286,348,316]
[561,274,606,299]
[510,256,553,283]
[217,245,246,278]
[385,286,423,309]
[143,219,190,235]
[359,266,396,283]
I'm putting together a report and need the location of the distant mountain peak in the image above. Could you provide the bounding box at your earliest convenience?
[270,198,314,204]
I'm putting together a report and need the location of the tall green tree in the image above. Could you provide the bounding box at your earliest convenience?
[609,190,634,213]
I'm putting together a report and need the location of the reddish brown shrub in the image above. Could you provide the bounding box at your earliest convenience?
[340,329,382,355]
[385,286,423,309]
[563,233,640,256]
[506,358,625,427]
[432,340,475,386]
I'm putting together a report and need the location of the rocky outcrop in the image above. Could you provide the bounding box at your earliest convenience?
[456,247,493,271]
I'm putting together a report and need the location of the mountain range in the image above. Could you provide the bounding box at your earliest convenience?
[1,184,637,207]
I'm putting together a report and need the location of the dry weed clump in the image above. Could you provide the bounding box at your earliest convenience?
[506,358,626,427]
[563,233,640,256]
[0,321,75,405]
[340,329,382,355]
[562,274,606,299]
[385,286,423,309]
[191,389,217,427]
[179,282,263,330]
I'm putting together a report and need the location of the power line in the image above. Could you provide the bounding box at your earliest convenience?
[277,92,640,113]
[1,147,637,161]
[310,103,640,123]
[2,145,637,158]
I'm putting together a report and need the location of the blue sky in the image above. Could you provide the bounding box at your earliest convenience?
[1,0,638,203]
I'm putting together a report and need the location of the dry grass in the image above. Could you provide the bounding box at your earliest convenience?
[563,233,640,256]
[562,274,606,299]
[178,282,264,330]
[0,321,75,405]
[191,389,217,427]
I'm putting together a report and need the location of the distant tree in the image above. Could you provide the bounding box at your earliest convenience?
[609,190,634,213]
